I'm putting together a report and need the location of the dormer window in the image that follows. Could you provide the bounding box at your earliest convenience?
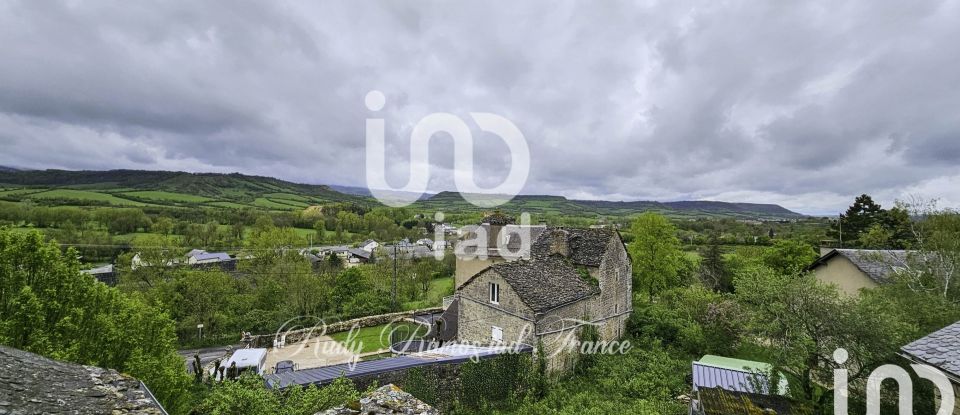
[489,282,500,304]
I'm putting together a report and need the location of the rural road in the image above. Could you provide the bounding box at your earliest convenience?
[178,344,242,373]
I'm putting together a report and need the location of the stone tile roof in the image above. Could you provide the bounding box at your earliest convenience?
[0,346,164,414]
[490,255,600,313]
[481,212,515,226]
[901,320,960,379]
[531,227,618,267]
[808,249,912,284]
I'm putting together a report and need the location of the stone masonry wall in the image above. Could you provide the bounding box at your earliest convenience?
[533,295,604,373]
[457,269,536,346]
[594,235,632,341]
[343,361,464,413]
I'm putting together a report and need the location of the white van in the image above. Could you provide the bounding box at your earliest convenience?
[214,348,267,380]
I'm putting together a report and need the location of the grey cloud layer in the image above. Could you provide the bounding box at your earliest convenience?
[1,0,958,214]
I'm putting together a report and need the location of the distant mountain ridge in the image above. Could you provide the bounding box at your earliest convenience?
[415,191,804,220]
[0,169,804,219]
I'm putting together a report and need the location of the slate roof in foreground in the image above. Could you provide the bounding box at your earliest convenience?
[489,255,600,313]
[901,320,960,379]
[0,346,164,414]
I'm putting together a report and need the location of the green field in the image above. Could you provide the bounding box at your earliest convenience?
[0,188,48,197]
[252,197,300,210]
[24,189,150,206]
[205,201,249,209]
[264,192,312,203]
[330,322,426,354]
[402,277,454,310]
[122,190,214,203]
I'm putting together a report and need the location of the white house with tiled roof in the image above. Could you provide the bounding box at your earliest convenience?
[806,249,912,296]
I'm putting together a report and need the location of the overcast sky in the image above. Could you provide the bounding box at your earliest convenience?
[1,1,959,215]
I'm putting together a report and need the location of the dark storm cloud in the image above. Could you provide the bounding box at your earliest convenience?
[1,0,959,214]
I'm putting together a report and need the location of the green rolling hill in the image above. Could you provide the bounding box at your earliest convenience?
[0,169,804,219]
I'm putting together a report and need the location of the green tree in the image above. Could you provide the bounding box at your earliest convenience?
[0,229,192,413]
[127,233,182,288]
[194,375,359,415]
[858,223,893,249]
[735,267,910,411]
[699,234,730,292]
[313,220,326,245]
[761,239,818,275]
[151,216,176,235]
[892,202,960,301]
[834,194,885,244]
[628,213,684,301]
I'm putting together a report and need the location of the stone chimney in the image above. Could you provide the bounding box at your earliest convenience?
[549,229,570,257]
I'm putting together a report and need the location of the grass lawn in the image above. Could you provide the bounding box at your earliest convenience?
[122,190,214,203]
[24,189,151,206]
[402,277,454,310]
[329,322,426,354]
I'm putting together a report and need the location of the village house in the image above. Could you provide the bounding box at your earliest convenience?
[805,249,911,296]
[81,263,117,286]
[455,223,632,372]
[900,320,960,415]
[186,250,232,265]
[359,239,379,252]
[346,248,372,265]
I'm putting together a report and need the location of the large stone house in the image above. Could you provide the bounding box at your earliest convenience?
[805,249,910,296]
[455,226,632,372]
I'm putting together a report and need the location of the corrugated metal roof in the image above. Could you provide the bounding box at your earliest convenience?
[81,264,114,275]
[264,344,530,389]
[194,252,231,262]
[692,356,788,395]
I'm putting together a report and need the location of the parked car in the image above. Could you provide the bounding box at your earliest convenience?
[274,360,296,374]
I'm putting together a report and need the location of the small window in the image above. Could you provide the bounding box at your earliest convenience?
[614,303,618,314]
[491,326,503,343]
[489,282,500,304]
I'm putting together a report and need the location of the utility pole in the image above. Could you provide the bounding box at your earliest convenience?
[839,214,843,248]
[392,244,398,310]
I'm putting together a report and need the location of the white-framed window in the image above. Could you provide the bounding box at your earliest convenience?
[491,326,503,343]
[489,282,500,304]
